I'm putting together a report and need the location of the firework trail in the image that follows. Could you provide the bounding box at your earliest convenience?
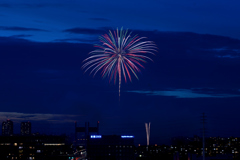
[82,28,157,100]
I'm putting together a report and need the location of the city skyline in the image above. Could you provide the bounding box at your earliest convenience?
[0,0,240,145]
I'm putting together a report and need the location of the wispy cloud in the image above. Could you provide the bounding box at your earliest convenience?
[63,27,109,35]
[128,89,240,98]
[10,34,32,38]
[206,47,240,58]
[0,3,63,8]
[0,3,11,8]
[216,55,240,58]
[53,38,98,43]
[0,26,48,32]
[0,112,82,123]
[19,3,61,8]
[89,18,110,22]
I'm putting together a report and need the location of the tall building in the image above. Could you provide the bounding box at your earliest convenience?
[75,121,99,146]
[2,119,13,136]
[21,121,31,135]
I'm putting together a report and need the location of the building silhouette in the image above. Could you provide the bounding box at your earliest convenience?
[2,119,13,136]
[87,135,135,160]
[0,134,73,160]
[75,121,99,146]
[21,122,31,135]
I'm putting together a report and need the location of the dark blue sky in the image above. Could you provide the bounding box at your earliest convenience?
[0,0,240,145]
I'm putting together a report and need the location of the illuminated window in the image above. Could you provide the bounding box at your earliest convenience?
[37,150,41,153]
[14,143,17,146]
[121,135,134,138]
[44,143,65,146]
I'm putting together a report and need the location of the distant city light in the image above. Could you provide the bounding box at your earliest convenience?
[90,135,102,138]
[121,135,134,138]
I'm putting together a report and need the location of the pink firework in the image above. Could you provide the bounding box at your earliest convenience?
[82,28,157,99]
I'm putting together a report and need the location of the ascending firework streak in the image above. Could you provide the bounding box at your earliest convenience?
[145,122,151,146]
[82,28,157,100]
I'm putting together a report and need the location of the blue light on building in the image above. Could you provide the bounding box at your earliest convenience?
[90,135,102,138]
[121,135,134,138]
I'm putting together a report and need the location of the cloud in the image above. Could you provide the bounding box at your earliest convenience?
[0,112,81,123]
[0,3,63,8]
[128,89,240,98]
[63,27,110,35]
[19,3,55,8]
[0,3,11,8]
[0,26,48,32]
[36,69,63,75]
[0,36,31,43]
[89,18,110,22]
[205,47,240,58]
[10,34,32,38]
[216,55,240,58]
[53,38,98,43]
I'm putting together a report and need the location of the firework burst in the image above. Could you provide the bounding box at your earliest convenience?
[82,28,157,100]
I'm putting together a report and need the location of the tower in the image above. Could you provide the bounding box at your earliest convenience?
[21,122,31,135]
[2,119,13,136]
[75,121,99,146]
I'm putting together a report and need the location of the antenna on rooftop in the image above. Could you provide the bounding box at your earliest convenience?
[201,113,206,160]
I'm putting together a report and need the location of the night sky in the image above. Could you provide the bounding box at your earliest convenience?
[1,0,240,145]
